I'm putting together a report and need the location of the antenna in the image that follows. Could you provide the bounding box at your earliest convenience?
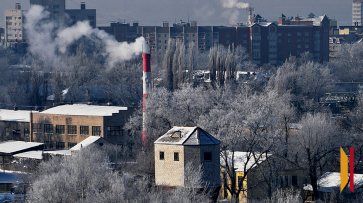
[188,12,189,23]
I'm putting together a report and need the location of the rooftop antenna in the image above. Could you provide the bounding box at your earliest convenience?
[188,12,189,23]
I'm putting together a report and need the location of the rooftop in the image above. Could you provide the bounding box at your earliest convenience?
[221,151,271,172]
[0,109,38,122]
[38,104,128,116]
[71,136,104,151]
[0,141,44,155]
[304,172,363,192]
[154,126,221,145]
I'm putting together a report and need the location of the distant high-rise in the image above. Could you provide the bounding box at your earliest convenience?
[353,0,363,26]
[30,0,66,20]
[3,3,27,52]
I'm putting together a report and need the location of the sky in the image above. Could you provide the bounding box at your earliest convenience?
[0,0,352,28]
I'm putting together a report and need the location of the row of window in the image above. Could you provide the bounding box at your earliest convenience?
[159,151,212,161]
[44,141,77,149]
[33,124,101,136]
[6,16,22,20]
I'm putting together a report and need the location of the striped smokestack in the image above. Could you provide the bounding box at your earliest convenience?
[142,51,151,147]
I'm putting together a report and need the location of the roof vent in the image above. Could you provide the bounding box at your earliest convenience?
[171,131,182,138]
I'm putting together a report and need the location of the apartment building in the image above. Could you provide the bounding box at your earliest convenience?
[31,104,135,149]
[353,0,363,26]
[3,3,27,52]
[99,13,330,65]
[30,0,96,27]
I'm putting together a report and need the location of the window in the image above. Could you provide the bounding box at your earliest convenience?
[297,45,301,49]
[238,176,243,187]
[92,126,101,136]
[54,11,59,14]
[68,142,77,148]
[6,22,12,26]
[88,16,95,20]
[297,38,301,42]
[243,34,247,37]
[68,125,77,135]
[165,40,167,43]
[226,40,230,44]
[32,123,41,133]
[243,40,247,43]
[297,32,301,36]
[80,126,89,135]
[160,151,164,160]
[53,5,60,9]
[226,34,230,37]
[24,128,30,137]
[292,175,298,186]
[288,39,291,43]
[270,26,276,33]
[44,124,53,134]
[305,45,309,48]
[107,126,123,136]
[56,142,65,149]
[204,152,212,161]
[174,152,179,161]
[305,32,309,36]
[56,125,65,134]
[284,176,289,187]
[254,27,260,33]
[288,32,291,36]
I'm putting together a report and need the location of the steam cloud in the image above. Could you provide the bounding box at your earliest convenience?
[220,0,249,25]
[25,5,147,67]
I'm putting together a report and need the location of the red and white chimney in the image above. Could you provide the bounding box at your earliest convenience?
[142,48,151,147]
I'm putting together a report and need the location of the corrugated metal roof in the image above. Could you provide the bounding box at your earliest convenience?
[154,126,221,145]
[0,141,44,154]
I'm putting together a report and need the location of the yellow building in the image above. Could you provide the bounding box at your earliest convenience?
[219,151,305,202]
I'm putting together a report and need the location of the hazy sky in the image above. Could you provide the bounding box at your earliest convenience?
[0,0,352,27]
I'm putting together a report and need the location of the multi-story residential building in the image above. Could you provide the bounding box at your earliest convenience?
[30,0,66,20]
[30,0,96,27]
[30,104,135,149]
[99,13,330,66]
[3,3,27,52]
[65,2,96,28]
[353,0,363,26]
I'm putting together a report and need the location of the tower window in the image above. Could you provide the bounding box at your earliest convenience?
[174,152,179,161]
[160,151,164,160]
[204,152,212,161]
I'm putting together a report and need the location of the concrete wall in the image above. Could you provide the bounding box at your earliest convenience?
[155,144,185,186]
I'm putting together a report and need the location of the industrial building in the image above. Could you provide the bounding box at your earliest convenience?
[30,104,135,149]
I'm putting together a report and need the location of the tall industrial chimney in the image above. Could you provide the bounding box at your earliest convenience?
[142,48,151,147]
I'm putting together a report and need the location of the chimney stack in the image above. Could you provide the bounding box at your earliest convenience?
[15,3,21,10]
[81,2,86,10]
[142,50,151,148]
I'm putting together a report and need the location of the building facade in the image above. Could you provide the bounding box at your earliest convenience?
[3,3,27,52]
[31,104,135,149]
[154,126,221,188]
[353,0,363,26]
[0,109,37,142]
[99,14,330,66]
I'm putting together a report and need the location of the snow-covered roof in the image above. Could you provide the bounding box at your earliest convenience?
[0,109,38,122]
[43,150,71,156]
[0,141,44,154]
[71,136,103,151]
[38,104,128,116]
[304,172,363,192]
[154,126,221,145]
[220,151,271,172]
[0,170,25,184]
[289,15,326,26]
[13,150,43,160]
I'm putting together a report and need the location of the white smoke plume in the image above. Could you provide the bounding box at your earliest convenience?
[25,5,147,67]
[220,0,249,25]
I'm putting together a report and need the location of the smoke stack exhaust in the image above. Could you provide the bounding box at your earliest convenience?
[142,49,151,147]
